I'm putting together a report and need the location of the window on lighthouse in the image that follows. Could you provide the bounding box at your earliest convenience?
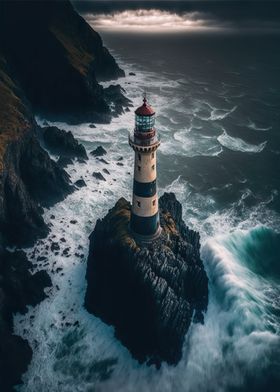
[136,114,155,131]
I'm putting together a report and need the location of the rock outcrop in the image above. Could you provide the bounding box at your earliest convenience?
[90,146,107,157]
[0,247,52,391]
[40,126,88,160]
[85,193,208,366]
[104,85,133,116]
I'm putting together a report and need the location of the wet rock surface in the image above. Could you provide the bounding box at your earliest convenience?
[74,178,87,188]
[92,172,106,181]
[41,126,88,160]
[85,192,208,366]
[103,85,133,116]
[90,146,107,157]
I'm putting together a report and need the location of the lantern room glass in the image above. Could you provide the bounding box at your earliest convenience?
[135,114,155,132]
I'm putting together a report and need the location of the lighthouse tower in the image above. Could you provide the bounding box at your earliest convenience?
[129,96,161,240]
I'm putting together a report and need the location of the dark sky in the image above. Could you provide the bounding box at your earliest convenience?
[72,1,280,31]
[72,1,280,20]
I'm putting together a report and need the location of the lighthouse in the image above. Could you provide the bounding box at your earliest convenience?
[129,96,161,240]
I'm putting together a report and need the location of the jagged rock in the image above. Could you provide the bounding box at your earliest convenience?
[41,126,88,160]
[74,178,86,188]
[98,158,109,165]
[57,156,74,168]
[103,168,110,175]
[92,172,106,181]
[0,129,73,246]
[90,146,107,157]
[84,192,208,366]
[77,158,87,164]
[0,248,52,391]
[51,242,60,252]
[104,85,133,116]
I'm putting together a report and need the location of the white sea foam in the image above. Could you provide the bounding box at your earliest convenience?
[247,119,272,131]
[160,126,223,158]
[192,99,237,122]
[217,130,267,153]
[209,105,237,120]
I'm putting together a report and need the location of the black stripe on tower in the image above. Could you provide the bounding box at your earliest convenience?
[133,179,157,198]
[131,212,159,236]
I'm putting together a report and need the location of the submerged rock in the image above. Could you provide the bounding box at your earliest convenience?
[84,192,208,366]
[74,178,87,188]
[90,146,107,157]
[92,172,106,181]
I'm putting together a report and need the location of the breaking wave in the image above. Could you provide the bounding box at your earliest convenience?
[247,119,272,131]
[217,130,267,153]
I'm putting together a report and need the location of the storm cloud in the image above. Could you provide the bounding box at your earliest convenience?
[72,1,280,33]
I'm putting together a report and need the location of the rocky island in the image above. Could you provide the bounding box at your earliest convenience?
[85,193,208,366]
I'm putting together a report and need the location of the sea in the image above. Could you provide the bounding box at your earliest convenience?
[14,30,280,391]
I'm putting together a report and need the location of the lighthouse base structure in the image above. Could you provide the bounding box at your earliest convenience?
[130,215,162,243]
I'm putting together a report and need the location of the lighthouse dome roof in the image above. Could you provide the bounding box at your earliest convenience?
[135,97,155,116]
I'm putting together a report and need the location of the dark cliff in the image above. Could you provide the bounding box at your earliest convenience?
[0,0,125,123]
[0,55,73,246]
[85,193,208,366]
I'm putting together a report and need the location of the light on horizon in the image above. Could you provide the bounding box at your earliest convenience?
[85,9,224,33]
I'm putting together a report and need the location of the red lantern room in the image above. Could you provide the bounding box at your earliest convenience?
[135,97,155,132]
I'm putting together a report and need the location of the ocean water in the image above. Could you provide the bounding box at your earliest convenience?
[15,32,280,391]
